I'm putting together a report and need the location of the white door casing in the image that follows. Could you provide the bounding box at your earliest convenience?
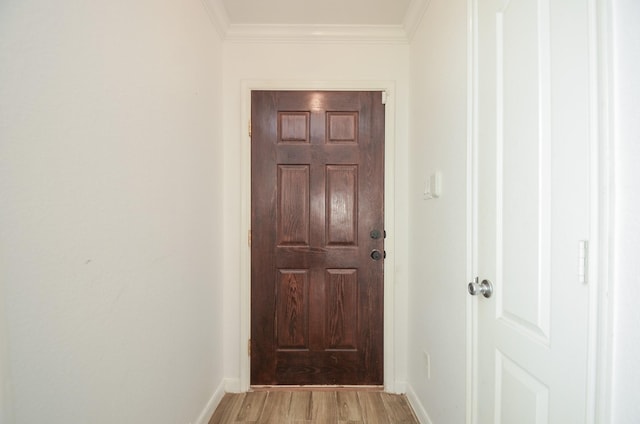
[471,0,596,422]
[237,80,399,393]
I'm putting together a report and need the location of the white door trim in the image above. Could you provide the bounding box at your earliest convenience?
[464,0,613,421]
[589,0,615,421]
[465,0,479,422]
[238,80,398,393]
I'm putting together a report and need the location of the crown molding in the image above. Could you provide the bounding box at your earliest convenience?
[201,0,422,44]
[201,0,230,39]
[403,0,432,41]
[223,23,409,44]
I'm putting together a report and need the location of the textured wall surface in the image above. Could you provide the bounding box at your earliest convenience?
[0,1,225,422]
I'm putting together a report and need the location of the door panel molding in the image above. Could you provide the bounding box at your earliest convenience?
[238,80,398,392]
[326,165,359,247]
[277,165,311,246]
[495,0,552,346]
[495,350,550,424]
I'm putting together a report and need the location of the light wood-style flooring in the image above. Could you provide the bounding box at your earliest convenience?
[208,390,419,424]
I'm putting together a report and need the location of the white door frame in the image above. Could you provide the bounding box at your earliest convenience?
[464,0,614,421]
[238,80,399,393]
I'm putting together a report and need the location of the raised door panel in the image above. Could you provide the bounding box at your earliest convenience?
[497,0,551,343]
[326,165,358,247]
[279,112,310,144]
[326,269,358,350]
[277,165,310,247]
[276,270,309,350]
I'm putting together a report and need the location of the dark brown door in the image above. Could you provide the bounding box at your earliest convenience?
[251,91,385,386]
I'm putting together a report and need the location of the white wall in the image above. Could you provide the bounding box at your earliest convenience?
[407,0,469,422]
[0,250,8,422]
[611,0,640,422]
[0,1,226,422]
[221,41,410,390]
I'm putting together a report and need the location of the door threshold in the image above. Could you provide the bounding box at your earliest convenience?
[250,385,384,392]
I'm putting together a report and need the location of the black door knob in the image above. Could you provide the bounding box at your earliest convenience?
[370,250,383,260]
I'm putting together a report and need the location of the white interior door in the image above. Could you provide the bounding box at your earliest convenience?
[473,0,593,422]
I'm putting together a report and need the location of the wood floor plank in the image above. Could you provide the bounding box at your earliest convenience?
[310,391,338,424]
[259,391,292,424]
[208,393,245,424]
[380,392,419,423]
[235,391,268,422]
[289,391,312,422]
[358,392,391,424]
[336,391,364,423]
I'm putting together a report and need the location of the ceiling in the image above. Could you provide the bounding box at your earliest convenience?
[205,0,427,42]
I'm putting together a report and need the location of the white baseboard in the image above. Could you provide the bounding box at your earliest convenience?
[224,377,241,393]
[194,380,226,424]
[406,384,434,424]
[392,380,408,394]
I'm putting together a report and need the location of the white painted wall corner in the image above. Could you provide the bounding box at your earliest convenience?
[406,383,434,424]
[193,379,227,424]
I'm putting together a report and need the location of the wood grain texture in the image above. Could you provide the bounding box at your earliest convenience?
[208,391,418,424]
[327,112,358,143]
[236,391,268,421]
[277,270,309,349]
[278,165,310,246]
[326,270,358,349]
[259,391,293,424]
[358,392,390,424]
[326,165,358,246]
[279,112,310,143]
[380,392,418,424]
[336,391,363,422]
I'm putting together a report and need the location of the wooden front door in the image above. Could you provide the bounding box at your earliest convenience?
[251,91,385,386]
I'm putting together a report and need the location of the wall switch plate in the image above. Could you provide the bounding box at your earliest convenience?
[423,350,431,379]
[423,171,442,200]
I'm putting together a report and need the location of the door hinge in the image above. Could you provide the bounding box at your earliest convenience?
[248,230,252,247]
[248,339,252,356]
[381,91,388,105]
[248,120,252,137]
[578,240,589,284]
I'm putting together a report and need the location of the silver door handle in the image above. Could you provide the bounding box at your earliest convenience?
[468,277,493,298]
